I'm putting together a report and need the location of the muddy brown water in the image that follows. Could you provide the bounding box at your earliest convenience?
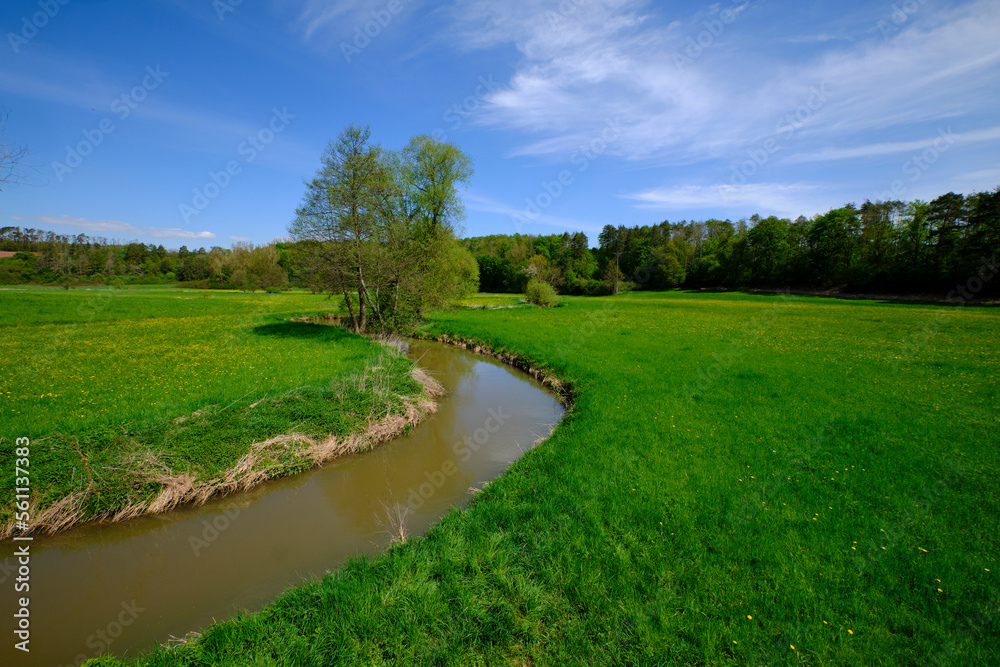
[0,341,563,667]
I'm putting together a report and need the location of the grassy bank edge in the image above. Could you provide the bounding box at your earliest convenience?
[3,335,444,540]
[84,325,576,667]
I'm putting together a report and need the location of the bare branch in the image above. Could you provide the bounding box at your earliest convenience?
[0,109,28,190]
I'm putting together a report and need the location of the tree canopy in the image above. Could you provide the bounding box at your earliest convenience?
[289,125,477,332]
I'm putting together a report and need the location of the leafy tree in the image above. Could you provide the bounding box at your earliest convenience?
[746,216,789,284]
[290,126,475,333]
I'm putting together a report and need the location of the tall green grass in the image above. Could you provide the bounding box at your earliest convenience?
[84,291,1000,664]
[0,288,424,530]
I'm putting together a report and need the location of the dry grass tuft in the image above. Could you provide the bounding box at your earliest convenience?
[5,340,447,538]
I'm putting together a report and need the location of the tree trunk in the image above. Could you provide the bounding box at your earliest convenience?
[357,286,367,333]
[393,281,400,320]
[342,289,359,333]
[358,269,384,331]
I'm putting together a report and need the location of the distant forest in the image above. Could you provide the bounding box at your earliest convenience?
[2,187,997,297]
[469,188,999,297]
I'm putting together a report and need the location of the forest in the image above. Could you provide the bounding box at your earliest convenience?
[470,189,1000,297]
[3,187,997,299]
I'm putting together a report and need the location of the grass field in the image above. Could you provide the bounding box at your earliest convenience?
[456,293,528,308]
[0,288,429,534]
[87,289,1000,666]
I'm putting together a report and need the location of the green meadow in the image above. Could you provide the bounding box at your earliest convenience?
[0,288,425,531]
[89,290,998,666]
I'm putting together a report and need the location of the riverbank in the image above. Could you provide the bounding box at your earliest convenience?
[1,339,564,667]
[0,290,442,539]
[1,349,442,539]
[93,290,999,666]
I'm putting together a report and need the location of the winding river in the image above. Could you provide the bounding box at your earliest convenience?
[1,340,564,667]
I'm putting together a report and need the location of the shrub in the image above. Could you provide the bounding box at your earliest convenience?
[525,278,559,307]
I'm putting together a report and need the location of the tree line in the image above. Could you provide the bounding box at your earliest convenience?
[467,188,1000,297]
[4,185,996,302]
[0,228,290,291]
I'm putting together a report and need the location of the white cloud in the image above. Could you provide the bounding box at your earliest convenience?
[448,0,1000,171]
[622,182,829,219]
[785,33,851,44]
[34,215,216,240]
[287,0,426,43]
[787,125,1000,163]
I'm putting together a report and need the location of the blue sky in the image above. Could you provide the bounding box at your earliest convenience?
[1,0,998,248]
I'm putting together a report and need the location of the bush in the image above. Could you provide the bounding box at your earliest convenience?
[525,278,560,307]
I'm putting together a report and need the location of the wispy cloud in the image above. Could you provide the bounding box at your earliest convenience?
[463,189,605,233]
[785,33,851,44]
[286,0,426,43]
[622,182,829,219]
[34,215,216,240]
[788,125,1000,163]
[0,50,267,141]
[447,0,1000,170]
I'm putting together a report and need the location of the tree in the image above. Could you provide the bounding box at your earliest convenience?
[603,261,625,295]
[927,192,968,281]
[0,110,27,190]
[397,135,472,231]
[807,206,859,284]
[289,125,393,332]
[746,216,789,284]
[290,126,475,333]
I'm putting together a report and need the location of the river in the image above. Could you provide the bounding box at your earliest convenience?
[0,340,564,666]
